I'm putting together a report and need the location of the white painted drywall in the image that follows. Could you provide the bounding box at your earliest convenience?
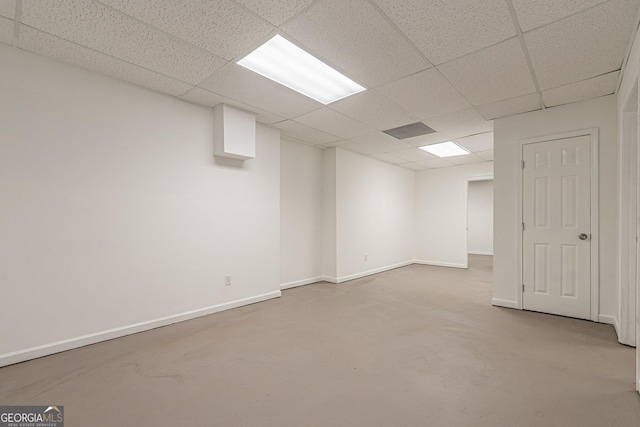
[467,180,494,255]
[493,95,618,317]
[333,148,415,281]
[0,45,280,364]
[618,94,637,347]
[415,163,494,268]
[616,24,640,389]
[280,139,324,288]
[323,148,338,280]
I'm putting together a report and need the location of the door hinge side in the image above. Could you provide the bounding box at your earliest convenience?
[522,160,525,169]
[522,222,525,231]
[522,284,525,292]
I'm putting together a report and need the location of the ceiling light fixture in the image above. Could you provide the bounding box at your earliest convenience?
[237,35,365,105]
[419,141,470,157]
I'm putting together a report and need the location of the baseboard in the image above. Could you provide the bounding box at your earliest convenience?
[468,251,493,256]
[334,261,414,283]
[323,260,466,283]
[280,277,324,290]
[413,260,467,269]
[491,298,519,309]
[0,290,281,368]
[598,314,620,336]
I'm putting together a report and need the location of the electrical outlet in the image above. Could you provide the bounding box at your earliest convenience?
[225,274,232,286]
[364,254,368,261]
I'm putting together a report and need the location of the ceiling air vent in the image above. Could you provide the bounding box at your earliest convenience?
[382,122,436,140]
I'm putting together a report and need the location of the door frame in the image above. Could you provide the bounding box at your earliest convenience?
[464,175,494,269]
[515,128,600,321]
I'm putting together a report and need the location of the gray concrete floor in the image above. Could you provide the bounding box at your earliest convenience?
[1,256,638,426]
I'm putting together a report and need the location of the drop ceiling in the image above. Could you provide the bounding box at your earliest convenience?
[1,0,639,170]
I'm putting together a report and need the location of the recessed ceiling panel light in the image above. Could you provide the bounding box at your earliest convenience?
[237,35,365,105]
[419,141,470,158]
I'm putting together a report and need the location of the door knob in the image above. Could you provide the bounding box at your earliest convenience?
[579,233,589,240]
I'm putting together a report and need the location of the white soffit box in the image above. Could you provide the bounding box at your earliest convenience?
[214,104,256,160]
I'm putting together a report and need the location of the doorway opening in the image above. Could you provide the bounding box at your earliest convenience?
[465,176,494,268]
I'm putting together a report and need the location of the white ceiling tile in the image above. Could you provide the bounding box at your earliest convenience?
[397,162,428,171]
[321,141,348,148]
[329,90,418,131]
[512,0,608,32]
[180,88,285,124]
[17,26,193,96]
[180,87,226,107]
[524,0,639,90]
[0,0,15,19]
[339,141,380,156]
[475,93,541,120]
[399,131,458,148]
[273,120,341,145]
[253,112,288,125]
[377,69,471,120]
[22,0,227,84]
[446,153,485,165]
[7,0,633,174]
[234,0,314,26]
[0,16,13,44]
[542,71,620,108]
[282,0,429,88]
[99,0,274,60]
[423,108,493,138]
[386,147,437,162]
[476,150,494,161]
[199,63,322,119]
[281,137,327,150]
[347,132,413,153]
[438,38,537,106]
[294,108,376,139]
[373,0,515,65]
[454,132,494,153]
[370,152,408,164]
[416,158,453,169]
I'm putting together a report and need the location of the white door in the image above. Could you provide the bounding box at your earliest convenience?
[522,136,591,320]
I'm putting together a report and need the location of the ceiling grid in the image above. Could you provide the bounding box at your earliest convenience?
[2,0,639,170]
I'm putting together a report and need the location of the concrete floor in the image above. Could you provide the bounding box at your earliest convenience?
[0,256,638,426]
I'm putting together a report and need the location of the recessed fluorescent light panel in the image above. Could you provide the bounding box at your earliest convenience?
[237,35,365,104]
[419,141,470,158]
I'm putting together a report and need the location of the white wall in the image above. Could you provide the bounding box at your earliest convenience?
[415,163,494,268]
[280,139,324,289]
[322,148,337,280]
[0,44,281,366]
[618,90,638,347]
[333,148,415,281]
[493,95,618,318]
[467,180,494,255]
[617,22,640,389]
